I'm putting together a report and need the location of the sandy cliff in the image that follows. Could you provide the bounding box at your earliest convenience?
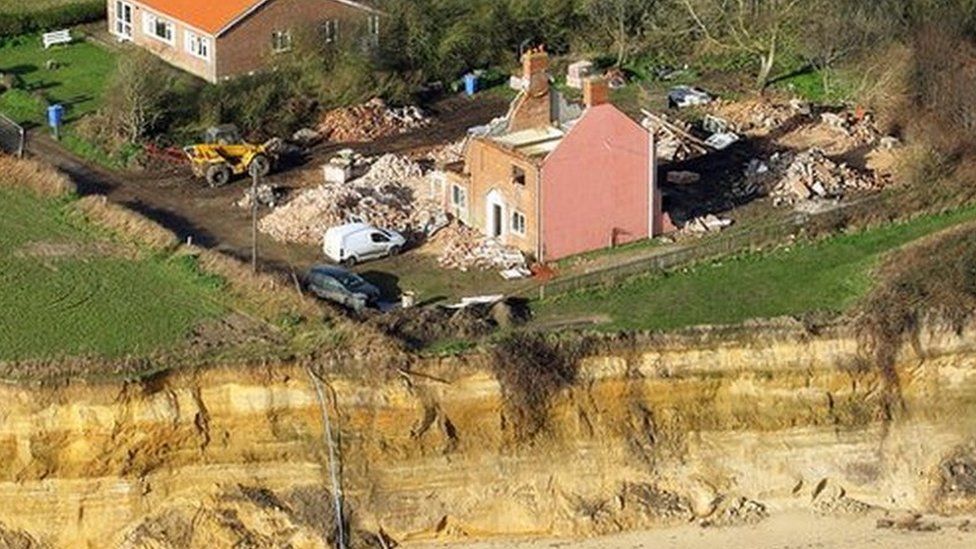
[1,322,976,547]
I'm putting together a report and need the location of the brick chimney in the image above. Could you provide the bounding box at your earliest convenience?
[508,47,553,132]
[583,76,609,108]
[523,47,550,96]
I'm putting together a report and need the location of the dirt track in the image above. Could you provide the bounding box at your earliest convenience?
[26,95,509,276]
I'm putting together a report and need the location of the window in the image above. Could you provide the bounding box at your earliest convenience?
[322,20,338,44]
[370,232,390,244]
[512,165,526,186]
[512,211,527,236]
[368,15,380,36]
[143,13,174,45]
[114,1,133,38]
[271,30,293,53]
[451,184,468,210]
[185,32,210,61]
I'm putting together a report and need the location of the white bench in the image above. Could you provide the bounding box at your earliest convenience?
[42,30,72,49]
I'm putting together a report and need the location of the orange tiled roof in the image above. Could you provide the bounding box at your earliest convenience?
[138,0,264,35]
[137,0,378,36]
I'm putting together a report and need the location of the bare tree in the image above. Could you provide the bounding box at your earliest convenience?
[681,0,804,90]
[585,0,661,66]
[106,51,171,144]
[798,0,901,95]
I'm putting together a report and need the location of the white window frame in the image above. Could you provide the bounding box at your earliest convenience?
[512,210,527,236]
[114,1,133,39]
[143,12,175,46]
[323,20,338,44]
[272,29,293,53]
[185,31,211,61]
[451,184,469,219]
[368,15,380,36]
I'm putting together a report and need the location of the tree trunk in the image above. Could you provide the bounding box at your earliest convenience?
[756,40,777,91]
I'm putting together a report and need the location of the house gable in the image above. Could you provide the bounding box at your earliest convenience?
[539,104,654,261]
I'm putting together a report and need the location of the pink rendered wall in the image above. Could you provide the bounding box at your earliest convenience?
[540,105,654,261]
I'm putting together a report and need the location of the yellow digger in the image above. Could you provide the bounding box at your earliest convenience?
[183,125,280,187]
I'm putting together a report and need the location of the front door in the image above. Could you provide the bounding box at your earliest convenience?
[491,204,503,238]
[114,1,133,39]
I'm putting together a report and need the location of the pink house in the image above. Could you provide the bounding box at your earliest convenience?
[444,50,661,262]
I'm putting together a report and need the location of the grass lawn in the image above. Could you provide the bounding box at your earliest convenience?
[0,33,115,126]
[0,187,225,362]
[534,206,976,332]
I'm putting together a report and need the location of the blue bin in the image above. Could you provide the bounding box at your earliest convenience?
[463,73,479,96]
[47,104,64,128]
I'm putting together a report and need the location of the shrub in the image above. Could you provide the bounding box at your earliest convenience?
[0,1,105,38]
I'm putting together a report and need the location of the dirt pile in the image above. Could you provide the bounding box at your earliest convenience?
[700,496,769,527]
[745,148,886,206]
[429,221,527,271]
[708,98,806,135]
[319,98,431,143]
[259,154,444,244]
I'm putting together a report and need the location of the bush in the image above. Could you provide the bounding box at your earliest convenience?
[0,155,75,198]
[0,1,105,38]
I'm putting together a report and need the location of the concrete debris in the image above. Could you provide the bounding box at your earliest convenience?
[819,111,883,146]
[704,131,740,150]
[237,184,286,209]
[746,148,886,206]
[681,214,733,235]
[432,221,528,272]
[667,171,701,185]
[425,139,467,166]
[259,154,444,245]
[291,128,322,147]
[318,98,431,143]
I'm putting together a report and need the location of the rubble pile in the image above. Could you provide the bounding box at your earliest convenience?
[819,111,883,146]
[424,139,467,166]
[258,154,443,244]
[432,222,527,272]
[643,114,702,162]
[318,98,431,142]
[237,184,286,209]
[709,99,805,134]
[745,148,885,206]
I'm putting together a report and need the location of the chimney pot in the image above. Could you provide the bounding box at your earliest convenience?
[584,76,609,108]
[522,48,550,95]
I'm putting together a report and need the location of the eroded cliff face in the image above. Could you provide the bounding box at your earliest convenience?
[1,322,976,547]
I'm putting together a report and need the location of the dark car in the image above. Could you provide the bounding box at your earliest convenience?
[306,265,381,312]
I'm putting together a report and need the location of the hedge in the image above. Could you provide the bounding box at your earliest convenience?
[0,2,106,38]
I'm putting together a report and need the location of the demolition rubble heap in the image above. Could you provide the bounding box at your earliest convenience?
[318,98,431,142]
[259,155,443,244]
[745,148,885,206]
[432,222,527,272]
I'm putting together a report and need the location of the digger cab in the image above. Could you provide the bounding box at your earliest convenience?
[202,124,243,145]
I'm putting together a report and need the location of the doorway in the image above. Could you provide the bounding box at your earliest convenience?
[486,189,505,240]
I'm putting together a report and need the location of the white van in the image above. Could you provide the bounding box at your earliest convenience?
[323,223,407,266]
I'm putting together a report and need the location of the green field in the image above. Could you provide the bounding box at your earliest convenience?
[535,206,976,332]
[0,33,115,125]
[0,188,225,362]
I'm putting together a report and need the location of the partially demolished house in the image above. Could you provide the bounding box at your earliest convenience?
[442,49,661,262]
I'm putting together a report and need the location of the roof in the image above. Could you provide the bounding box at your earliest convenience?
[138,0,380,36]
[494,126,567,159]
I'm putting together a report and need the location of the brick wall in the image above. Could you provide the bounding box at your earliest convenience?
[460,139,541,259]
[110,1,217,82]
[216,0,371,80]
